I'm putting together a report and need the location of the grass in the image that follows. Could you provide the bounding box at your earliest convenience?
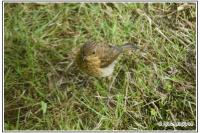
[4,3,196,130]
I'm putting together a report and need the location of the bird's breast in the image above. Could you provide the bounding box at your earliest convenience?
[78,56,101,77]
[99,60,116,77]
[77,54,116,77]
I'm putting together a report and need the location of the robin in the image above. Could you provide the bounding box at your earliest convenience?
[76,41,138,77]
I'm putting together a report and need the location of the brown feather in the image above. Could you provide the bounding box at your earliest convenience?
[96,44,121,68]
[76,42,138,77]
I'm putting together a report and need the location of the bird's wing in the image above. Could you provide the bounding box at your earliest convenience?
[97,44,121,68]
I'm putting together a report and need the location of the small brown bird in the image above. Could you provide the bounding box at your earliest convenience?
[76,41,138,77]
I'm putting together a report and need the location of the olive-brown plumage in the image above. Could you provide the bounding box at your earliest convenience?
[76,42,137,77]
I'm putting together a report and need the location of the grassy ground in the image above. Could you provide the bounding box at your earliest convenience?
[4,3,196,130]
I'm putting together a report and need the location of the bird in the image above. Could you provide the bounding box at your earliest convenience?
[76,41,138,77]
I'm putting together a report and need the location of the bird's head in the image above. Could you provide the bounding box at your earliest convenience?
[79,42,99,62]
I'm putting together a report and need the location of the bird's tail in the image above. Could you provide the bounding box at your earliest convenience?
[121,43,138,51]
